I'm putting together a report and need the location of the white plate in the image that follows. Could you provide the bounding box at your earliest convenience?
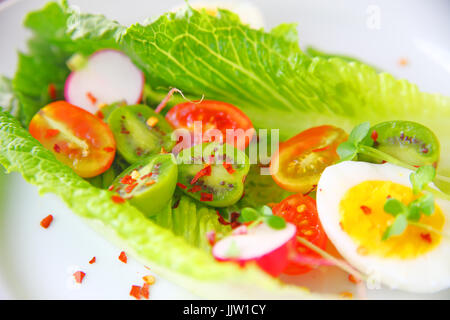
[0,0,449,299]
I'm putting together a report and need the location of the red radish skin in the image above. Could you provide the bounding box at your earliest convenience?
[64,49,144,114]
[212,223,297,276]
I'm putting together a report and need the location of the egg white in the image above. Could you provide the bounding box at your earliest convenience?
[317,161,450,293]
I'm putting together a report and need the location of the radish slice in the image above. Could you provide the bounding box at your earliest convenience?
[212,222,297,276]
[64,49,144,114]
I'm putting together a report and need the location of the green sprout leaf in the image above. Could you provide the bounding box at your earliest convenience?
[265,215,286,230]
[239,207,260,223]
[259,205,273,216]
[410,165,436,194]
[412,193,435,216]
[337,141,358,161]
[348,122,371,144]
[384,198,407,216]
[382,214,408,240]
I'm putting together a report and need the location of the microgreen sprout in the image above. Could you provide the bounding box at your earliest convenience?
[238,205,286,230]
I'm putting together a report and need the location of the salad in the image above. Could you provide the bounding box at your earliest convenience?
[0,1,449,299]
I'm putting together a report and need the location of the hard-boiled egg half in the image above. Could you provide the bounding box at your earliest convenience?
[317,161,450,293]
[172,1,264,29]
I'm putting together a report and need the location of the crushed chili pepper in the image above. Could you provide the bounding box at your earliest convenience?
[200,193,213,202]
[223,162,235,174]
[96,110,105,120]
[125,182,138,193]
[53,144,61,153]
[420,233,432,243]
[119,251,127,263]
[348,274,361,284]
[145,180,156,187]
[86,92,97,105]
[45,129,60,139]
[108,185,115,191]
[129,285,141,300]
[112,195,125,204]
[142,275,156,285]
[398,57,409,66]
[360,205,372,215]
[140,173,153,180]
[188,185,202,193]
[140,283,150,299]
[73,271,86,284]
[48,83,57,100]
[89,257,96,264]
[146,116,159,127]
[160,147,167,154]
[191,164,212,184]
[40,214,53,229]
[103,147,114,153]
[371,130,378,142]
[176,182,187,189]
[120,175,136,185]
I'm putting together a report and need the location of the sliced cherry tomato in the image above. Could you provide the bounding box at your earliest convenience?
[165,100,254,149]
[272,194,327,275]
[29,100,116,178]
[270,125,348,193]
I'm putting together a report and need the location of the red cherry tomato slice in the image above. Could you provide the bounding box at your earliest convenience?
[272,194,327,275]
[270,125,348,193]
[29,101,116,178]
[165,100,254,149]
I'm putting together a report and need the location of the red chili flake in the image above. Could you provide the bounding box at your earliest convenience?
[371,130,378,142]
[108,185,115,191]
[96,110,105,120]
[86,92,97,105]
[140,173,153,180]
[140,283,150,300]
[339,221,345,231]
[40,214,53,229]
[190,164,212,184]
[303,184,317,196]
[112,195,125,204]
[119,251,127,263]
[188,185,202,193]
[200,193,213,202]
[398,57,409,66]
[89,257,96,264]
[45,129,60,139]
[129,285,141,300]
[120,175,136,185]
[348,274,361,284]
[53,144,61,153]
[121,128,130,134]
[223,162,235,174]
[206,230,216,246]
[176,182,187,189]
[48,83,57,100]
[125,183,138,193]
[217,211,230,226]
[360,205,372,215]
[103,147,114,153]
[420,233,432,243]
[312,145,331,153]
[73,271,86,284]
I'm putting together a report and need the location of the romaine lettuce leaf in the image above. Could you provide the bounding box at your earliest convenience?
[121,7,450,174]
[0,110,320,299]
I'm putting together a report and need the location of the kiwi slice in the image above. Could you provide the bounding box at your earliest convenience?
[361,120,440,167]
[111,153,178,217]
[177,142,250,207]
[108,104,175,164]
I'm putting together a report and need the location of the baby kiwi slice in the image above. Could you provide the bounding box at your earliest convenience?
[108,104,175,164]
[111,153,178,217]
[177,142,250,207]
[361,120,440,167]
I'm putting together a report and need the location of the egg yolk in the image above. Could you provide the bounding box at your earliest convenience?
[340,181,444,259]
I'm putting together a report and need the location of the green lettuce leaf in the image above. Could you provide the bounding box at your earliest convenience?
[13,1,125,126]
[0,76,19,116]
[121,7,450,175]
[0,110,321,299]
